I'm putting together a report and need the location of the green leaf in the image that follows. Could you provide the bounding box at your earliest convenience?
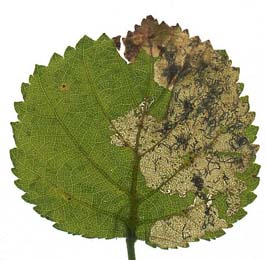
[11,32,193,240]
[11,15,260,258]
[244,125,259,142]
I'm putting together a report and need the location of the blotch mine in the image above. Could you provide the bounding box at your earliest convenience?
[110,16,259,248]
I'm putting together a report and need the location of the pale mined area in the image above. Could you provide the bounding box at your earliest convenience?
[150,198,227,248]
[111,16,258,248]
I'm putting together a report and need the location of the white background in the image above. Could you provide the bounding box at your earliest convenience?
[0,0,266,259]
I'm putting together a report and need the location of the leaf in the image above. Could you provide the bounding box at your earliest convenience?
[11,16,260,257]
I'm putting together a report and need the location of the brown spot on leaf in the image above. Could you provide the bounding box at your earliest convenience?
[59,83,70,92]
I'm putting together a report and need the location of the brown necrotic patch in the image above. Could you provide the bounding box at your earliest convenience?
[110,17,259,248]
[122,15,183,62]
[122,16,216,89]
[112,35,121,50]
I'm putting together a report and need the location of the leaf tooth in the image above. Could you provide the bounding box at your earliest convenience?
[21,82,29,100]
[10,148,18,166]
[11,167,18,178]
[10,122,21,145]
[33,64,47,75]
[251,144,260,153]
[14,101,24,115]
[29,74,34,84]
[183,28,190,36]
[217,49,229,59]
[237,82,244,95]
[10,121,20,132]
[75,35,94,49]
[240,95,250,109]
[250,178,260,191]
[14,179,25,191]
[64,46,75,58]
[96,33,110,43]
[243,163,261,179]
[48,52,63,66]
[94,33,117,53]
[253,163,261,176]
[247,111,256,125]
[242,192,257,207]
[232,66,240,76]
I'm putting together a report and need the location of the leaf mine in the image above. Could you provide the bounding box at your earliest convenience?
[11,16,260,254]
[110,16,260,248]
[150,197,228,248]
